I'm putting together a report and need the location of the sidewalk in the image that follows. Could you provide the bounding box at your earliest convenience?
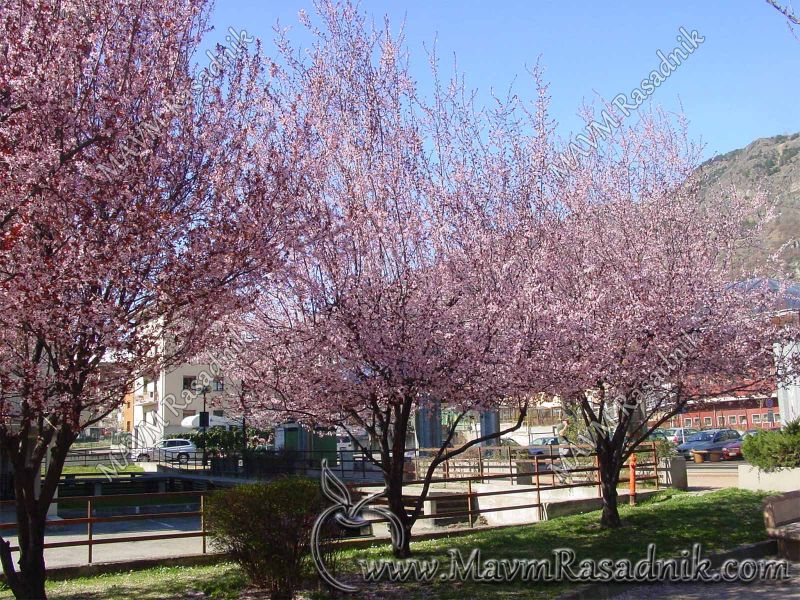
[611,568,800,599]
[6,513,206,569]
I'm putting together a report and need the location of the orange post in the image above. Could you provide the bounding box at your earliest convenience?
[629,453,637,506]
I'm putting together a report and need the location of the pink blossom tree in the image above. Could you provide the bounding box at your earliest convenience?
[533,110,797,527]
[0,1,305,596]
[231,2,561,557]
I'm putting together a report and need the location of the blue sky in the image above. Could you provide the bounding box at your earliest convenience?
[207,1,800,160]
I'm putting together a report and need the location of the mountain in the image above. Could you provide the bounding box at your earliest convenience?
[698,132,800,279]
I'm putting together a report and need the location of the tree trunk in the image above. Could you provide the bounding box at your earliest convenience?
[385,449,413,558]
[0,476,49,599]
[0,425,74,600]
[597,449,622,528]
[15,514,47,600]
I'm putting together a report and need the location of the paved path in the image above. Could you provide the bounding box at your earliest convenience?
[6,507,207,569]
[611,562,800,599]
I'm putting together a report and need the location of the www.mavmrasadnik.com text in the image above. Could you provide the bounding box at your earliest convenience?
[357,544,791,584]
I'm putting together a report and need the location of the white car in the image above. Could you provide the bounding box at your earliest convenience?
[133,439,197,464]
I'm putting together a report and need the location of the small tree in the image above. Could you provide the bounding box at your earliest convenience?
[228,1,559,557]
[533,109,797,527]
[0,1,304,596]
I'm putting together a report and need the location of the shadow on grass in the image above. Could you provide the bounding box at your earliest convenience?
[1,564,248,600]
[330,489,770,599]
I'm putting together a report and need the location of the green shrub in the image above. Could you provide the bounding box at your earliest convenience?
[742,420,800,472]
[168,426,269,456]
[205,477,323,599]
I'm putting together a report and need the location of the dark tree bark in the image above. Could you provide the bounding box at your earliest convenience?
[0,414,81,599]
[597,446,623,528]
[345,397,528,558]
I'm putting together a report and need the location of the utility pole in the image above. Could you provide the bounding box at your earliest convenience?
[201,385,210,467]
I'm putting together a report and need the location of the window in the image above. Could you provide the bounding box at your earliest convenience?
[703,417,712,427]
[213,410,224,417]
[183,409,196,418]
[213,378,224,392]
[728,415,737,425]
[752,414,761,424]
[684,418,692,427]
[765,413,773,423]
[693,418,701,426]
[717,416,724,426]
[775,413,782,424]
[182,376,197,391]
[739,415,748,425]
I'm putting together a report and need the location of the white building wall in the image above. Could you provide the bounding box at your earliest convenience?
[131,362,239,448]
[777,340,800,424]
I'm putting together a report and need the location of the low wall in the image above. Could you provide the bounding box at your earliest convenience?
[738,464,800,492]
[473,482,662,526]
[661,456,688,490]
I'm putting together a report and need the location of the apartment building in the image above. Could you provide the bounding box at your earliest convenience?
[131,362,240,449]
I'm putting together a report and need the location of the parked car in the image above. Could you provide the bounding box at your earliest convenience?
[132,438,197,464]
[336,435,354,452]
[720,439,743,460]
[676,429,741,460]
[646,429,669,441]
[721,429,759,460]
[665,427,699,445]
[527,436,568,456]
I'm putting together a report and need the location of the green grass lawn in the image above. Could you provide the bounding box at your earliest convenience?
[0,488,772,600]
[60,465,144,476]
[3,564,247,600]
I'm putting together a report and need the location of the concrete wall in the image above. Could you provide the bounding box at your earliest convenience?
[661,456,689,490]
[738,464,800,493]
[472,482,665,527]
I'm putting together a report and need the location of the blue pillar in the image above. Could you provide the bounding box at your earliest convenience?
[415,398,442,450]
[480,410,500,446]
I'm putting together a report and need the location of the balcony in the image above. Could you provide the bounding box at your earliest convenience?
[134,390,158,406]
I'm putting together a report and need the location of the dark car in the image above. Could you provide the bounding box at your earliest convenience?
[646,429,668,441]
[722,429,759,460]
[677,429,741,460]
[720,439,743,460]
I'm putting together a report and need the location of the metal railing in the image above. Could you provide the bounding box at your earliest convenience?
[349,443,662,527]
[0,490,208,564]
[5,443,665,566]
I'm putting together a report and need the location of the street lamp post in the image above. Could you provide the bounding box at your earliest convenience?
[201,385,209,467]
